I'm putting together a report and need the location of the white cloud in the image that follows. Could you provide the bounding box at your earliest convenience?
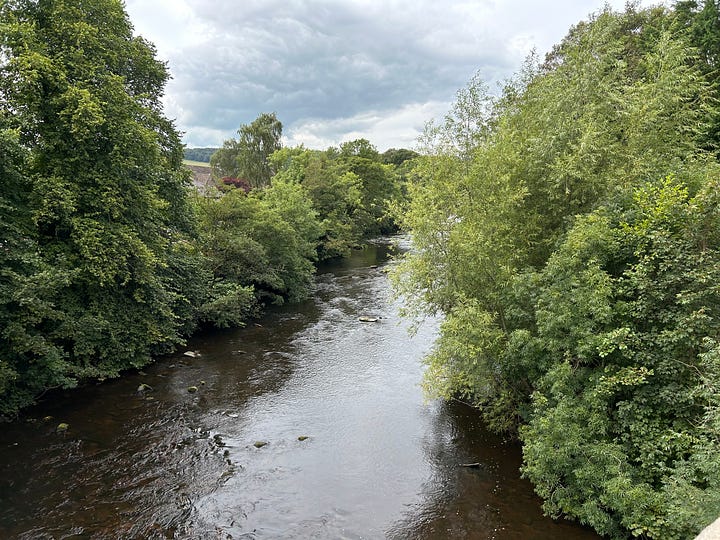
[284,101,449,151]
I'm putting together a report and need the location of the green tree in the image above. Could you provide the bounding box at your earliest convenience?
[521,173,720,539]
[380,148,419,166]
[195,184,320,313]
[395,4,720,537]
[210,113,283,188]
[0,119,71,415]
[339,139,400,235]
[0,0,199,412]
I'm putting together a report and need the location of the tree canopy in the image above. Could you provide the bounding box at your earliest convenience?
[394,4,720,538]
[0,0,199,412]
[210,112,283,188]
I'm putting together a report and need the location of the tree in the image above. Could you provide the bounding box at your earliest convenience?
[211,113,283,188]
[395,4,720,537]
[270,147,363,259]
[380,148,419,167]
[0,0,199,413]
[195,183,320,312]
[338,139,400,236]
[521,173,720,539]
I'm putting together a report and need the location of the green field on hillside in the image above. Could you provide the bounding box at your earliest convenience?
[183,159,211,168]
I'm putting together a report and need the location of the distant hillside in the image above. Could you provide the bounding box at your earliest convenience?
[184,147,218,163]
[183,159,213,192]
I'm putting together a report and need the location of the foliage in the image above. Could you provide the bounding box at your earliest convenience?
[269,140,403,259]
[0,2,402,418]
[395,4,720,537]
[210,112,283,188]
[521,173,720,538]
[381,148,419,166]
[0,0,204,415]
[194,182,320,313]
[338,139,402,236]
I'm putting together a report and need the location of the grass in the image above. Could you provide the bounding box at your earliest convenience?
[183,159,211,168]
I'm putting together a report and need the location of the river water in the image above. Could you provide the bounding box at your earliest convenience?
[0,238,600,539]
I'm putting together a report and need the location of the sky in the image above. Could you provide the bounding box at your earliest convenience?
[124,0,665,152]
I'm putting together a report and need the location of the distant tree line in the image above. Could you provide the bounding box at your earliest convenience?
[183,147,218,163]
[394,2,720,538]
[0,0,410,417]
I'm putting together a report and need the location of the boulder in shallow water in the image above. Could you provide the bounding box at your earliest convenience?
[187,386,198,393]
[298,436,309,441]
[137,383,153,394]
[358,316,379,323]
[56,423,69,433]
[183,351,199,358]
[253,441,268,448]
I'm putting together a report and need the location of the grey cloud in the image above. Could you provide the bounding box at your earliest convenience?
[127,0,659,148]
[167,1,514,132]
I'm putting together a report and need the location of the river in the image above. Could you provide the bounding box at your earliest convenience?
[0,238,600,539]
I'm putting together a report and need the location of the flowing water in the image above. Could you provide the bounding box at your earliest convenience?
[0,238,600,539]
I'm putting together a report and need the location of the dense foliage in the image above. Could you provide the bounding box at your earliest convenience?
[0,0,200,414]
[394,3,720,538]
[268,139,403,259]
[0,1,404,417]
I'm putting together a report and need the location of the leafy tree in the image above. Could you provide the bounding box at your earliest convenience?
[210,138,241,179]
[673,0,720,146]
[380,148,419,167]
[270,147,363,259]
[195,185,320,313]
[210,113,282,188]
[338,139,401,236]
[395,4,720,537]
[521,173,720,539]
[269,143,406,259]
[0,0,200,412]
[0,119,71,415]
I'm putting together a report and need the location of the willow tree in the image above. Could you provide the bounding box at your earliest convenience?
[211,112,283,188]
[395,4,720,537]
[0,0,198,413]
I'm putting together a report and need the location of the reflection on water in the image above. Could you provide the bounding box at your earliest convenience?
[0,238,599,539]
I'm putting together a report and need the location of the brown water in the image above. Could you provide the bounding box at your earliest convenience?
[0,238,600,539]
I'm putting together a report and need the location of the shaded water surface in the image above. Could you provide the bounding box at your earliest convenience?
[0,238,600,539]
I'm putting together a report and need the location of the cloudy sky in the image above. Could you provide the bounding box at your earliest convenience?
[124,0,664,152]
